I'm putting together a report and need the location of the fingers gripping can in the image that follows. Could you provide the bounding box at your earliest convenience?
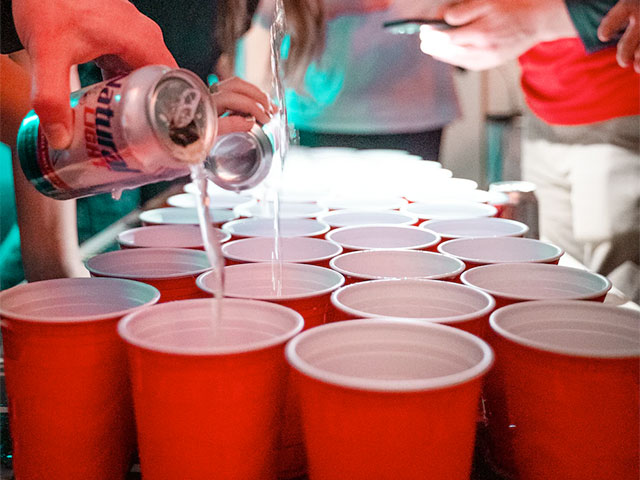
[17,66,217,200]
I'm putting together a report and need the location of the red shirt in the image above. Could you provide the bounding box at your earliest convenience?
[518,38,640,126]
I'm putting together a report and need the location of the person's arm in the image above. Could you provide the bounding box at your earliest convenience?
[1,53,88,281]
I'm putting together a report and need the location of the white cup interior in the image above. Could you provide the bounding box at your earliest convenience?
[222,237,342,263]
[139,207,237,225]
[86,248,211,279]
[117,225,230,249]
[0,278,159,322]
[402,201,497,220]
[330,250,465,280]
[490,300,640,358]
[318,209,417,228]
[331,278,494,324]
[167,192,253,209]
[406,189,491,204]
[118,298,303,355]
[461,263,612,300]
[326,225,440,251]
[317,195,408,211]
[234,200,328,219]
[198,262,344,300]
[420,217,529,239]
[286,318,494,392]
[221,218,330,238]
[438,237,563,264]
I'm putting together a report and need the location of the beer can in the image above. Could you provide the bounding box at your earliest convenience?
[17,65,217,200]
[489,180,539,239]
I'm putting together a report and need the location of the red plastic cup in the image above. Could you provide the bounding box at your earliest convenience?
[117,225,231,250]
[167,191,252,209]
[286,318,494,480]
[233,199,328,219]
[405,188,491,204]
[139,207,238,227]
[221,217,330,241]
[401,200,498,221]
[317,195,408,211]
[331,278,495,337]
[460,263,612,308]
[222,236,343,268]
[197,262,345,479]
[0,278,160,480]
[118,298,304,480]
[318,209,418,229]
[86,247,212,302]
[420,217,529,241]
[484,300,640,480]
[325,225,440,253]
[438,237,564,269]
[329,249,465,284]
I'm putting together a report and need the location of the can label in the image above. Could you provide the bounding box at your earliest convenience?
[19,66,216,199]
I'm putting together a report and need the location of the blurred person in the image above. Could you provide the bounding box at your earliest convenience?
[418,0,640,301]
[246,0,459,161]
[1,0,322,288]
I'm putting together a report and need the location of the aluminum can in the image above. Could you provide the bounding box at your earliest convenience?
[489,180,539,239]
[17,65,217,200]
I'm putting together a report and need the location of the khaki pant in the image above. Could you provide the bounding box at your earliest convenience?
[521,110,640,301]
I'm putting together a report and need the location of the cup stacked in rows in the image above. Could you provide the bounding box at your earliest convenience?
[1,147,637,480]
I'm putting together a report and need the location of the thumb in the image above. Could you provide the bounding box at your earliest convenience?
[30,53,74,149]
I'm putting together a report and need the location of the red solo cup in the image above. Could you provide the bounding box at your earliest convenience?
[318,209,418,229]
[139,207,238,227]
[117,225,231,250]
[0,278,160,480]
[331,278,495,337]
[118,298,304,480]
[86,247,212,302]
[183,179,260,199]
[233,199,328,219]
[329,249,465,284]
[166,191,252,209]
[438,237,564,269]
[197,262,345,479]
[318,195,408,211]
[406,188,491,204]
[484,301,639,480]
[401,200,498,222]
[326,224,440,253]
[420,217,529,241]
[221,217,330,241]
[222,237,343,268]
[286,318,494,480]
[460,263,612,308]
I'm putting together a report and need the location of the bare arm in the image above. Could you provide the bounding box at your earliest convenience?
[1,53,88,281]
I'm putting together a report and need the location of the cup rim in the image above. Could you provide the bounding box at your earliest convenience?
[86,247,211,279]
[139,207,237,225]
[116,225,231,249]
[401,200,498,220]
[221,217,331,238]
[285,318,494,392]
[221,236,343,263]
[331,278,496,324]
[317,209,419,228]
[0,277,160,323]
[489,300,640,358]
[197,262,346,300]
[329,249,465,281]
[419,217,530,239]
[437,237,564,265]
[460,263,612,301]
[326,224,441,251]
[118,297,304,356]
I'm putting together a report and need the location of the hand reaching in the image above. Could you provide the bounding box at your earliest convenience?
[12,0,178,149]
[598,0,640,72]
